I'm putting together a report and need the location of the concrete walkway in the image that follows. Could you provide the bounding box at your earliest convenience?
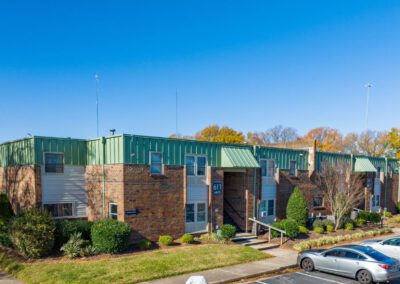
[0,273,22,284]
[142,227,400,284]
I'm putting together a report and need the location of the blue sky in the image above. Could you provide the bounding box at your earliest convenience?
[1,1,400,142]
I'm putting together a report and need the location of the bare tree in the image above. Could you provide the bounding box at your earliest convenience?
[315,163,365,230]
[358,130,389,157]
[269,125,299,143]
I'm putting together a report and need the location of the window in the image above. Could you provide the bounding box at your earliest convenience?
[197,157,206,176]
[261,160,275,177]
[289,160,297,176]
[377,167,381,175]
[313,197,323,208]
[109,203,118,219]
[259,200,267,217]
[375,195,380,207]
[197,203,206,222]
[324,249,339,257]
[44,153,64,173]
[44,203,73,218]
[185,156,195,176]
[267,200,274,216]
[186,204,195,222]
[150,152,163,175]
[344,251,363,260]
[185,155,207,177]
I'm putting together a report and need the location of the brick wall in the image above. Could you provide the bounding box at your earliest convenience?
[223,168,260,231]
[124,164,185,241]
[276,170,329,219]
[382,173,399,213]
[0,165,41,213]
[85,164,125,221]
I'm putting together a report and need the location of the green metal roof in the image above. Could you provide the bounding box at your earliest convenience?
[221,146,259,168]
[354,157,377,172]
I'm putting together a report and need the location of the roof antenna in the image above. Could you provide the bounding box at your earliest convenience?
[175,88,179,137]
[110,129,116,135]
[95,73,100,137]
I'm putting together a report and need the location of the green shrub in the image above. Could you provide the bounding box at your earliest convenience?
[388,215,400,224]
[181,234,195,244]
[312,219,325,229]
[220,224,237,240]
[314,226,324,234]
[345,223,354,230]
[326,225,334,232]
[54,219,93,249]
[82,245,97,257]
[198,233,218,241]
[0,193,13,222]
[271,221,284,238]
[60,232,84,258]
[281,219,299,239]
[338,216,355,229]
[0,219,11,247]
[286,187,308,226]
[323,219,334,228]
[298,226,309,234]
[358,211,382,223]
[355,218,366,226]
[91,219,131,253]
[158,235,174,246]
[137,240,152,250]
[384,211,392,218]
[9,209,55,258]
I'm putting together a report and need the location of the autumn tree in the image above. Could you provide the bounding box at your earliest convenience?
[246,125,298,145]
[194,125,245,144]
[315,163,364,230]
[388,128,400,158]
[302,127,343,152]
[342,132,359,154]
[357,130,389,157]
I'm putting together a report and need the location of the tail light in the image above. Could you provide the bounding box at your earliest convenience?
[378,264,391,270]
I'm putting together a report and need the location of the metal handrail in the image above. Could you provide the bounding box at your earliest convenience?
[249,217,286,245]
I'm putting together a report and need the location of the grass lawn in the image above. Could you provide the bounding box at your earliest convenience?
[0,244,271,284]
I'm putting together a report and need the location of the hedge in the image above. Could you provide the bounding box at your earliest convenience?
[91,220,131,253]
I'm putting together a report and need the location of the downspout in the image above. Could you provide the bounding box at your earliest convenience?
[102,137,106,218]
[384,158,388,211]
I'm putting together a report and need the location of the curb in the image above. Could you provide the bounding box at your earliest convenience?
[212,264,298,284]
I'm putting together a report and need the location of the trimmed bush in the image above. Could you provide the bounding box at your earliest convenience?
[0,193,13,222]
[286,187,308,226]
[158,235,174,246]
[91,219,131,253]
[355,218,366,226]
[137,240,152,250]
[345,223,354,231]
[298,226,309,234]
[55,219,93,249]
[220,224,237,240]
[281,219,299,239]
[312,219,325,229]
[358,211,382,223]
[10,209,55,258]
[326,225,334,233]
[338,216,355,229]
[0,219,11,247]
[314,226,324,234]
[198,233,218,241]
[384,211,392,218]
[181,234,195,244]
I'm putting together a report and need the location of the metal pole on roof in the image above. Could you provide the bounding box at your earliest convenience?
[95,73,100,137]
[175,88,179,137]
[364,83,372,131]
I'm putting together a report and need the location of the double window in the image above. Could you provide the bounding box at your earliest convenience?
[259,200,275,217]
[260,159,275,177]
[313,197,323,208]
[185,203,207,223]
[44,203,73,218]
[185,155,207,176]
[44,153,64,173]
[150,152,163,175]
[109,203,118,219]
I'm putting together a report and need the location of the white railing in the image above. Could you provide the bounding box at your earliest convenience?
[249,217,287,245]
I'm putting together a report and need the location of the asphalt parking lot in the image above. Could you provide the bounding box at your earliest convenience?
[247,270,400,284]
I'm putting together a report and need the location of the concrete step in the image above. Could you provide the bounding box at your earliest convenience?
[234,238,269,246]
[231,233,257,242]
[249,243,280,251]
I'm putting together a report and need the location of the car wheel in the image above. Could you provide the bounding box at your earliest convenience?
[357,269,373,284]
[301,257,314,272]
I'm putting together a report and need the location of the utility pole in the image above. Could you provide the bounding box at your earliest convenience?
[95,73,100,137]
[175,88,179,137]
[364,83,372,131]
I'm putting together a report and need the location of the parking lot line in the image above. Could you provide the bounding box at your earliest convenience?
[295,272,345,284]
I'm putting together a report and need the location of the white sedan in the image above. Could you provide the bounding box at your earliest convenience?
[361,237,400,260]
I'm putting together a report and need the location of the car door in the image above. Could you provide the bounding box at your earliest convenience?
[336,250,365,277]
[317,249,340,273]
[377,238,400,259]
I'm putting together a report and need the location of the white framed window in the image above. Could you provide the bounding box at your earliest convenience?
[109,203,118,219]
[289,160,297,176]
[150,152,163,175]
[43,203,73,218]
[260,159,275,177]
[197,203,206,222]
[44,152,64,173]
[185,155,207,177]
[186,203,207,223]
